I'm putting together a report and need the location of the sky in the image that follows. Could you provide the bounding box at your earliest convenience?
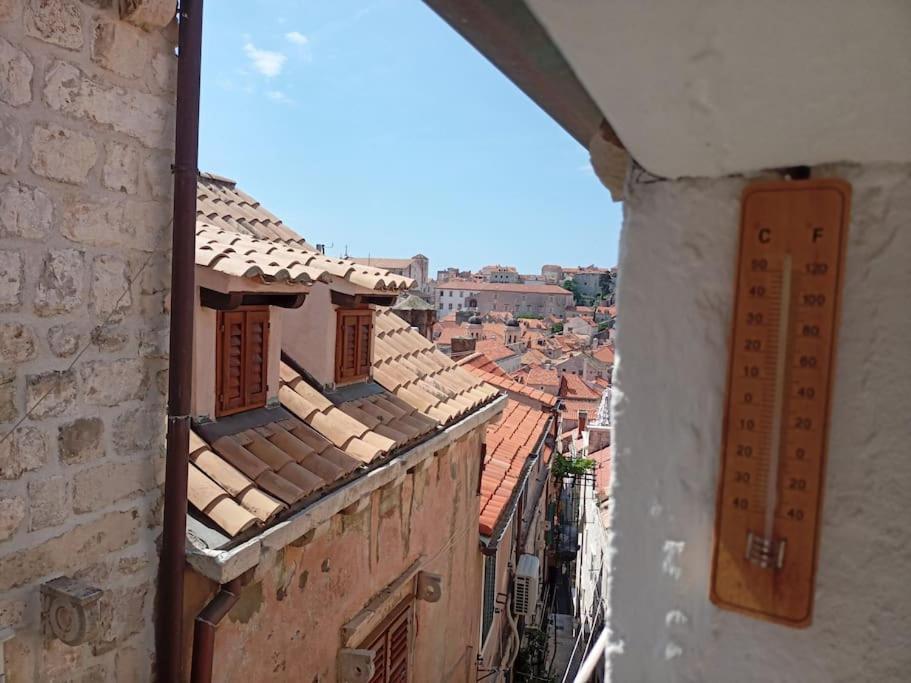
[198,0,622,275]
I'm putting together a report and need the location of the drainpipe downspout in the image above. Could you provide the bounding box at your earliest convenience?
[190,580,242,683]
[158,0,204,680]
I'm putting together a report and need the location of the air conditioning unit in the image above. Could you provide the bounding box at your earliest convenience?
[513,554,540,617]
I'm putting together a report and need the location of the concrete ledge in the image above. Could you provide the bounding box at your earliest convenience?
[186,394,507,583]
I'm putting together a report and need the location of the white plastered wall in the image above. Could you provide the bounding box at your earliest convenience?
[607,163,911,682]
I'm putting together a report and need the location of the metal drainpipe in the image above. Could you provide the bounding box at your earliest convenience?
[189,580,242,683]
[158,0,204,680]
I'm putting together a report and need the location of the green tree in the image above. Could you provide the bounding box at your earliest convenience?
[561,278,585,305]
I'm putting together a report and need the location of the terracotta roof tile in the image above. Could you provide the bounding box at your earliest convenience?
[560,374,602,400]
[458,354,558,408]
[477,400,552,536]
[196,176,413,292]
[526,367,560,387]
[474,339,519,363]
[372,309,499,426]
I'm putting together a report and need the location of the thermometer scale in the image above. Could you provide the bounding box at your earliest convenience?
[710,179,851,627]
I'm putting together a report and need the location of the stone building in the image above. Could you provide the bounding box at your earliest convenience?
[182,177,504,681]
[391,292,436,339]
[348,254,430,295]
[434,281,573,318]
[0,1,175,680]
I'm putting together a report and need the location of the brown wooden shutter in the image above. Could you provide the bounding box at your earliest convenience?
[336,309,374,384]
[244,309,269,406]
[362,599,412,683]
[215,308,269,417]
[356,311,373,377]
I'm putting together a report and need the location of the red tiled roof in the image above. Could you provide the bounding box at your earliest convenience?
[526,367,560,387]
[592,345,615,365]
[521,349,548,367]
[520,318,548,330]
[459,354,558,408]
[560,374,602,400]
[478,400,552,536]
[437,281,574,296]
[433,322,466,345]
[475,339,519,362]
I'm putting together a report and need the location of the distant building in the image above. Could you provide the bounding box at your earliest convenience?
[562,266,609,298]
[434,281,573,318]
[348,254,430,293]
[392,293,437,339]
[541,264,564,284]
[479,264,521,283]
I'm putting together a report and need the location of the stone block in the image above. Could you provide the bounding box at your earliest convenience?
[151,50,176,92]
[101,140,139,194]
[138,326,168,358]
[0,0,23,23]
[92,582,149,655]
[142,151,172,199]
[0,250,23,310]
[34,249,85,316]
[24,0,83,50]
[0,322,37,363]
[0,495,26,541]
[0,365,18,421]
[112,407,163,451]
[47,323,80,357]
[30,124,97,184]
[0,36,33,106]
[25,368,77,418]
[119,0,174,30]
[0,426,47,479]
[115,643,152,681]
[59,417,105,464]
[91,253,131,319]
[0,508,141,591]
[61,196,168,252]
[44,60,174,149]
[0,181,53,239]
[72,460,153,513]
[0,111,22,175]
[79,358,147,406]
[90,322,129,352]
[91,17,149,79]
[28,475,68,531]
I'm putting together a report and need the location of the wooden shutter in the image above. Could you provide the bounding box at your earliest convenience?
[216,308,269,416]
[336,309,374,384]
[244,309,269,406]
[362,599,412,683]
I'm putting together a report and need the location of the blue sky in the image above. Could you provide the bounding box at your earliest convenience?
[199,0,622,274]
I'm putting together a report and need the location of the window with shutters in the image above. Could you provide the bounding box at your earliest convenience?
[215,307,270,417]
[359,598,412,683]
[481,553,497,646]
[335,308,373,385]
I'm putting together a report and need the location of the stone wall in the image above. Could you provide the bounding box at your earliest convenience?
[0,1,176,679]
[183,431,486,682]
[607,164,911,682]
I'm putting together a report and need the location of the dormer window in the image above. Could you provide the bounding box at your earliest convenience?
[216,307,270,416]
[335,308,374,384]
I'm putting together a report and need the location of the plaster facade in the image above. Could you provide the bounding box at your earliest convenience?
[607,164,911,682]
[184,430,487,682]
[0,1,175,679]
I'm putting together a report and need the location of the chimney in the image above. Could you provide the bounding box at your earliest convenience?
[450,336,477,362]
[577,410,588,436]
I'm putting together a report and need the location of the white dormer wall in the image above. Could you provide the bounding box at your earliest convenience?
[282,283,336,389]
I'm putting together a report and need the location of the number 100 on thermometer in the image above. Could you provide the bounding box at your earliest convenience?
[710,179,851,627]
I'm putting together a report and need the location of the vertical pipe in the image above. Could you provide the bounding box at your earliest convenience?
[190,580,242,683]
[158,0,204,680]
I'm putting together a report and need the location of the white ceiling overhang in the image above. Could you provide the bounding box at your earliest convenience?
[526,0,911,179]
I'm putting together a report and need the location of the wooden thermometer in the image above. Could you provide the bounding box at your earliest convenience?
[710,178,851,627]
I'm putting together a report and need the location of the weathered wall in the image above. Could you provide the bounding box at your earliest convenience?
[184,430,485,682]
[479,518,515,677]
[0,0,175,679]
[607,164,911,681]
